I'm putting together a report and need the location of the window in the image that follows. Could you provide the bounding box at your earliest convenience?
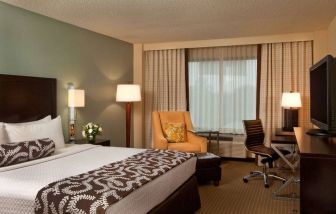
[188,46,258,134]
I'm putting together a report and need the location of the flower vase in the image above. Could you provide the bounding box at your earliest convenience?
[87,135,96,144]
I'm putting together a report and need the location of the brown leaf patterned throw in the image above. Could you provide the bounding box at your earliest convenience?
[34,149,195,214]
[0,139,55,167]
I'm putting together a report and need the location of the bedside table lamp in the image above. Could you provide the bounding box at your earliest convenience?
[68,87,85,142]
[116,84,141,148]
[281,92,302,131]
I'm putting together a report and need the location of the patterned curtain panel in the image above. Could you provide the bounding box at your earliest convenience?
[144,49,187,148]
[260,41,313,146]
[188,45,258,134]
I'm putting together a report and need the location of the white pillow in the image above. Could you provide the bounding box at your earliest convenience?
[5,116,65,150]
[0,116,51,145]
[0,123,6,144]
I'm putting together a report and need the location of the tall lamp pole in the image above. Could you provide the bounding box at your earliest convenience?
[116,84,141,147]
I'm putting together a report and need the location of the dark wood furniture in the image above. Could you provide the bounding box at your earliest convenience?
[271,135,296,144]
[196,153,221,186]
[72,139,110,147]
[0,74,56,122]
[294,127,336,214]
[272,128,297,170]
[275,128,295,136]
[271,133,299,199]
[149,175,200,214]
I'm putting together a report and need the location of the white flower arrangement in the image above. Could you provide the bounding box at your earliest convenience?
[82,122,103,142]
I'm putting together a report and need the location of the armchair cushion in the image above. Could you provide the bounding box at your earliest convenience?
[164,122,186,143]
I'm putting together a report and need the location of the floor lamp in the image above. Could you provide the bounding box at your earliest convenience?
[116,84,141,148]
[281,92,302,131]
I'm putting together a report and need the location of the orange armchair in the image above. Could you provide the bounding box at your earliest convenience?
[152,111,207,153]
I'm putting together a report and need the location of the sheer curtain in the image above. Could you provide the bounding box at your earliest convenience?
[144,49,187,148]
[260,41,313,146]
[188,45,258,134]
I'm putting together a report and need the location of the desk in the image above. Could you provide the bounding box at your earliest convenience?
[271,135,298,170]
[271,135,299,199]
[275,128,295,136]
[294,127,336,214]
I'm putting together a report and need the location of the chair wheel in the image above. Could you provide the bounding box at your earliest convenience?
[264,184,269,188]
[243,178,248,183]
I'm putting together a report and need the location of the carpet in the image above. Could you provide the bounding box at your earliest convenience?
[197,161,300,214]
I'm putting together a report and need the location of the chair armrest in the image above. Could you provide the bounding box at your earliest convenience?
[152,112,168,149]
[187,132,208,153]
[153,136,169,150]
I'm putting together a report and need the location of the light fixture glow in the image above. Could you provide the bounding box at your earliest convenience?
[281,92,302,108]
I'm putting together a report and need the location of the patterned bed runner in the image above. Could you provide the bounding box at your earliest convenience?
[34,149,195,214]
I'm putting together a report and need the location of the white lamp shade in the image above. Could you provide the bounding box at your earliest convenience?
[116,84,141,102]
[68,89,85,107]
[281,92,302,108]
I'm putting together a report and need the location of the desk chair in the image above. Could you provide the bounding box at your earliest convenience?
[243,120,288,188]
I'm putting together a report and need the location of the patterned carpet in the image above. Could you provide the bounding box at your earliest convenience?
[197,161,300,214]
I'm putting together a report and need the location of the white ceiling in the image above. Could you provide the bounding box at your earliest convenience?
[2,0,336,44]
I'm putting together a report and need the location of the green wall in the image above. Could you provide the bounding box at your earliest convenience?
[0,2,133,147]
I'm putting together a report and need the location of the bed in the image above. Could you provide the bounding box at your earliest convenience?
[0,74,201,214]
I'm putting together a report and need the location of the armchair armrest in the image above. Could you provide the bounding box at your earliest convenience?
[152,112,168,149]
[154,136,169,150]
[187,132,208,153]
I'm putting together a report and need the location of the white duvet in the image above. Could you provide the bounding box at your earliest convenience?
[0,144,196,214]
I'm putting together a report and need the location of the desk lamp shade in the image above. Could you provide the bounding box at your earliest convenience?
[281,92,302,108]
[281,92,301,131]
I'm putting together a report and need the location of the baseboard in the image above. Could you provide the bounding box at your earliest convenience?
[220,157,255,162]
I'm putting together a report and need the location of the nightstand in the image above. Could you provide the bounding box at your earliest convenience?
[71,139,110,147]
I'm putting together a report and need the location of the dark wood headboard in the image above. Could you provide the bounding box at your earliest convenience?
[0,74,56,123]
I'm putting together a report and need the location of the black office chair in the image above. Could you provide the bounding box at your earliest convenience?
[242,119,288,188]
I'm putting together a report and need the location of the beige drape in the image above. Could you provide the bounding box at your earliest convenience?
[259,41,313,146]
[144,49,187,148]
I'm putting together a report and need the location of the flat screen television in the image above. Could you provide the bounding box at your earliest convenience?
[308,55,336,135]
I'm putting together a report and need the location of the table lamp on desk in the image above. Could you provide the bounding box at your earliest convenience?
[281,92,302,131]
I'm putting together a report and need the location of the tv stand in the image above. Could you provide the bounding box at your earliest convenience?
[295,128,336,213]
[306,128,336,136]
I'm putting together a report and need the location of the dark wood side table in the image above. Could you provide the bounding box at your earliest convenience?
[188,129,220,154]
[70,139,110,147]
[275,128,295,136]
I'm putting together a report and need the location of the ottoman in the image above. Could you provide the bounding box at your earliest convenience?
[196,153,222,186]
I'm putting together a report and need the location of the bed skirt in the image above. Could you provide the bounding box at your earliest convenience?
[149,175,201,214]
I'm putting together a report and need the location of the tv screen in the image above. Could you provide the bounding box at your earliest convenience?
[310,62,328,126]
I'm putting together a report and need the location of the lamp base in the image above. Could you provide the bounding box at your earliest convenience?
[126,102,131,148]
[283,109,299,132]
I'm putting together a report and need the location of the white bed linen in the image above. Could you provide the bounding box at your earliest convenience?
[0,144,196,214]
